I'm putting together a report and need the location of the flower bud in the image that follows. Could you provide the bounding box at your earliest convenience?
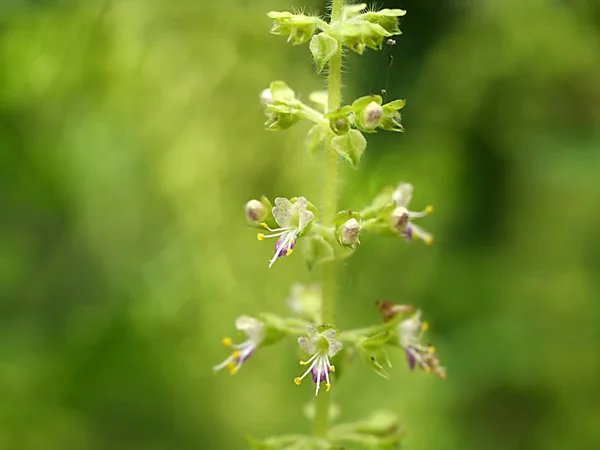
[330,116,350,135]
[362,101,383,128]
[389,206,409,232]
[245,199,267,223]
[340,218,361,245]
[260,88,274,107]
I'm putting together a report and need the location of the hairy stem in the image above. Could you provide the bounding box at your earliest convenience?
[314,0,344,439]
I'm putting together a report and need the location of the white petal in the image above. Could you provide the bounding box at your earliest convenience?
[392,183,413,207]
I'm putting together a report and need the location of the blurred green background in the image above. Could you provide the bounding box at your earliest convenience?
[1,0,600,449]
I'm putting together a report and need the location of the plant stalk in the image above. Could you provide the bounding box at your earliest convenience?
[313,0,344,439]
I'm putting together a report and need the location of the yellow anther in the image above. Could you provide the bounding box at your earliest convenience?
[260,222,268,229]
[424,366,432,374]
[428,345,436,354]
[421,322,430,332]
[299,360,309,366]
[425,205,434,214]
[221,337,232,347]
[227,362,238,375]
[294,377,302,385]
[326,383,331,392]
[257,233,265,241]
[424,235,434,246]
[232,350,241,360]
[286,248,293,256]
[330,365,335,373]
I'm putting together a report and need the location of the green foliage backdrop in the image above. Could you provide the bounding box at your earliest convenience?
[1,0,599,449]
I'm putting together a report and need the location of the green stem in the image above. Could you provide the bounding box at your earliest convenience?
[314,0,344,439]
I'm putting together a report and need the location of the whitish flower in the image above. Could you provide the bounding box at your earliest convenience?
[362,101,383,129]
[340,218,361,245]
[245,199,267,223]
[213,316,264,375]
[391,183,434,245]
[257,197,315,268]
[398,310,446,379]
[294,325,343,395]
[260,88,274,106]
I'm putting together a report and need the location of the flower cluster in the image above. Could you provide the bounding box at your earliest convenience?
[391,183,434,244]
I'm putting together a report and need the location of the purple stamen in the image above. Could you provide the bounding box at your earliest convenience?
[311,364,331,383]
[275,236,296,257]
[402,226,413,241]
[405,348,416,370]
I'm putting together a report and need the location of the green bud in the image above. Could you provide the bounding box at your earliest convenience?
[331,129,367,167]
[245,199,267,223]
[264,103,303,130]
[309,32,338,73]
[267,11,320,45]
[325,105,352,135]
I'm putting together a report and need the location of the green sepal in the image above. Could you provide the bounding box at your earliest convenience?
[325,106,352,135]
[257,313,288,345]
[331,129,367,167]
[302,235,335,270]
[358,9,407,35]
[380,99,406,132]
[305,124,326,155]
[269,80,296,103]
[360,345,393,379]
[309,32,338,73]
[338,21,391,54]
[267,11,320,45]
[329,410,403,448]
[361,330,393,348]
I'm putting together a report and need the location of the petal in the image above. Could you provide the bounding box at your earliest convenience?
[306,325,319,340]
[298,336,316,354]
[272,197,294,227]
[293,196,308,211]
[327,339,343,357]
[392,183,413,207]
[298,209,315,231]
[235,315,264,342]
[321,328,337,341]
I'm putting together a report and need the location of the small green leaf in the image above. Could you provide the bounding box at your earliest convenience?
[331,129,367,167]
[385,99,406,110]
[305,125,326,155]
[334,210,362,228]
[309,33,338,73]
